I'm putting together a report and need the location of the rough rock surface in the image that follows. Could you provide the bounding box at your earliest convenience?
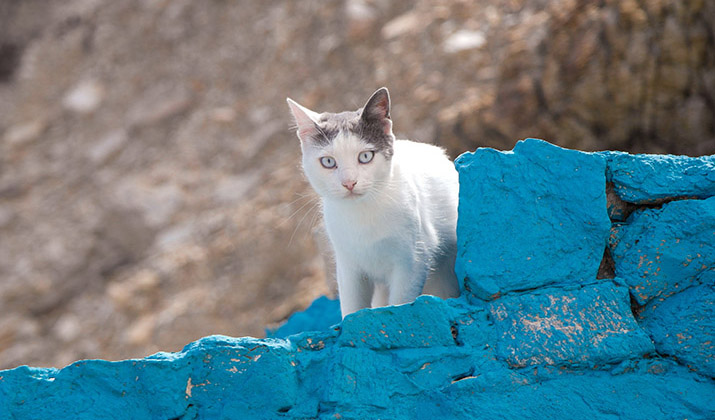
[454,139,610,300]
[267,296,341,340]
[488,280,654,368]
[638,281,714,378]
[610,197,715,305]
[1,140,713,419]
[1,297,712,419]
[1,0,714,370]
[604,152,715,204]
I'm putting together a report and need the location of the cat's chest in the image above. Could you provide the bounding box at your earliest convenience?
[323,200,412,249]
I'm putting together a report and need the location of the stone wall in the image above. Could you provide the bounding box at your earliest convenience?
[1,139,713,419]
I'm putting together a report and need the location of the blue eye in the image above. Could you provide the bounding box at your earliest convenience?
[320,156,336,169]
[358,151,375,164]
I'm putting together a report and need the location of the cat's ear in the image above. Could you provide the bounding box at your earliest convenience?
[361,87,392,135]
[362,87,391,121]
[287,98,321,143]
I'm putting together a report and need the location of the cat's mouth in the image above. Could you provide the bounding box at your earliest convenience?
[343,190,364,199]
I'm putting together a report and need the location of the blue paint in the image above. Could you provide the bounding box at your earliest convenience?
[639,280,715,378]
[337,296,456,349]
[610,196,715,305]
[603,151,715,203]
[267,295,341,339]
[1,139,713,419]
[488,280,654,368]
[454,138,610,300]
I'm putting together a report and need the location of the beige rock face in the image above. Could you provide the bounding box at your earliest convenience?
[0,0,712,369]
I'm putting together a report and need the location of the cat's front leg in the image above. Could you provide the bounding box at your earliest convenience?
[387,263,427,306]
[336,257,373,318]
[371,283,389,308]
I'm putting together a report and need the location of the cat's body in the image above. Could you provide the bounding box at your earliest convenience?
[287,88,460,317]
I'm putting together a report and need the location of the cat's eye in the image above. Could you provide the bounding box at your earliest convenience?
[320,156,337,169]
[358,151,375,164]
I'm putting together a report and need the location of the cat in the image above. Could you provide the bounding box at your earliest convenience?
[287,87,460,318]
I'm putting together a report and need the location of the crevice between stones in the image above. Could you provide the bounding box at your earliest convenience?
[450,367,476,384]
[628,292,645,320]
[606,181,707,222]
[596,246,615,280]
[450,321,463,346]
[167,403,197,420]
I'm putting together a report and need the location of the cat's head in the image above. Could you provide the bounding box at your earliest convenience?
[287,88,395,201]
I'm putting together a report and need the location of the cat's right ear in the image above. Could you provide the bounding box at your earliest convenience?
[287,98,321,143]
[360,87,393,137]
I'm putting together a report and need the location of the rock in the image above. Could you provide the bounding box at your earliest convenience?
[125,314,157,346]
[429,361,714,419]
[212,173,260,204]
[603,152,715,204]
[488,281,654,368]
[112,180,184,228]
[86,129,128,165]
[207,107,237,123]
[267,296,340,339]
[454,139,611,300]
[0,315,40,348]
[1,318,712,419]
[127,87,192,127]
[345,0,377,39]
[606,182,637,221]
[0,207,15,229]
[381,11,422,40]
[610,197,715,305]
[107,269,160,311]
[443,29,486,53]
[3,119,48,147]
[62,80,105,114]
[153,222,195,252]
[337,296,456,350]
[53,313,82,343]
[639,281,715,378]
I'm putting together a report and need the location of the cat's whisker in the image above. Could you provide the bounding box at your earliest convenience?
[307,200,324,231]
[287,199,322,247]
[282,197,311,214]
[281,194,320,225]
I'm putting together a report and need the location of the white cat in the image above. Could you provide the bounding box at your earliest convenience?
[287,88,460,318]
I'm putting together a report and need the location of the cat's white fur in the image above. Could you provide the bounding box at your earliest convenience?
[287,88,460,317]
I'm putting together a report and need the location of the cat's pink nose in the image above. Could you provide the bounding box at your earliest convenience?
[342,180,357,191]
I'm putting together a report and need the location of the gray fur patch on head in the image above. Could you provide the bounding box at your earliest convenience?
[355,112,394,159]
[309,109,394,159]
[309,110,360,147]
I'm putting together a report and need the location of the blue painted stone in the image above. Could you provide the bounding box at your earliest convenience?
[1,290,713,420]
[455,138,610,300]
[266,295,341,338]
[488,281,654,368]
[610,196,715,305]
[424,360,715,420]
[0,336,303,419]
[178,336,300,418]
[337,295,456,349]
[603,151,715,203]
[639,281,715,378]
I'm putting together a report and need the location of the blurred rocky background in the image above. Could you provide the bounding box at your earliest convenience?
[0,0,713,369]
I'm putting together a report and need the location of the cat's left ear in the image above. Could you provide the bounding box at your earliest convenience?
[286,98,322,143]
[361,87,393,135]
